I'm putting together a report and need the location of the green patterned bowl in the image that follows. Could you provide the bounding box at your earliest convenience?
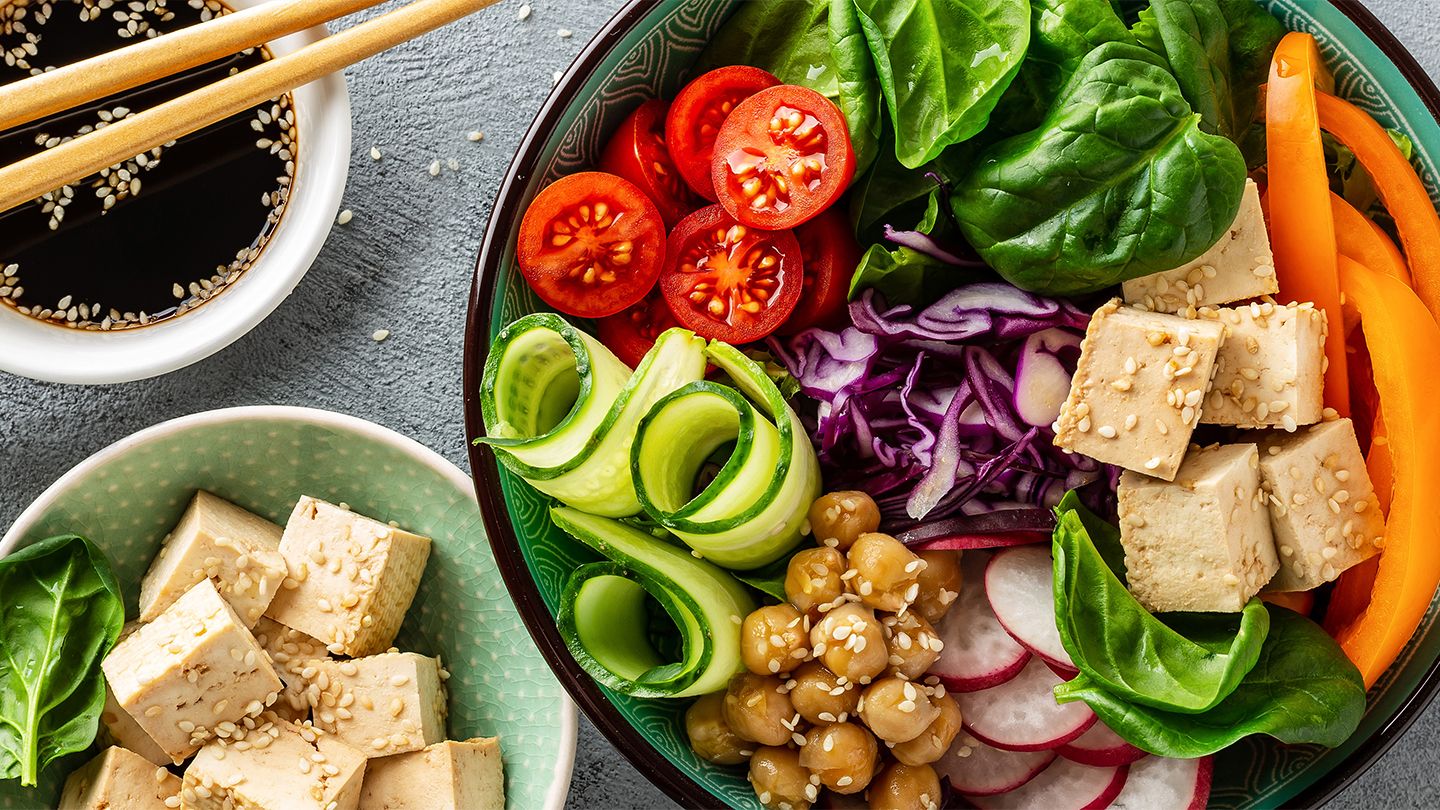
[463,1,1440,807]
[0,406,575,810]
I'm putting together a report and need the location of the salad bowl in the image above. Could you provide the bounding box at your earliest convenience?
[462,1,1440,808]
[0,406,575,810]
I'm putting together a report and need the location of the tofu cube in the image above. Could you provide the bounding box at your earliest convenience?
[306,652,448,758]
[264,497,431,657]
[253,616,330,722]
[1118,444,1279,612]
[1055,300,1226,480]
[1255,418,1385,591]
[97,622,170,767]
[360,737,505,810]
[182,717,366,810]
[1201,301,1327,429]
[102,579,284,763]
[58,746,181,810]
[1122,180,1278,315]
[139,490,288,628]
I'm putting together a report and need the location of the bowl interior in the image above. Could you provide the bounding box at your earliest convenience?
[0,407,573,810]
[0,0,350,385]
[470,0,1440,808]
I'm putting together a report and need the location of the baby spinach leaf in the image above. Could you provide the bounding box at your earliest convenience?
[0,535,124,786]
[697,0,882,178]
[852,0,1031,169]
[849,243,951,306]
[1055,607,1367,757]
[848,125,938,239]
[952,41,1247,295]
[1051,497,1269,714]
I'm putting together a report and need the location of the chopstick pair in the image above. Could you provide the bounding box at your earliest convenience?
[0,0,500,216]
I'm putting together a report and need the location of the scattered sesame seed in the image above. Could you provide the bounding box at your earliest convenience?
[557,28,572,37]
[370,146,382,161]
[428,160,442,177]
[517,3,531,20]
[336,209,354,226]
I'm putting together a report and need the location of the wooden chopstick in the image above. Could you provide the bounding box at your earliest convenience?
[0,0,389,133]
[0,0,499,216]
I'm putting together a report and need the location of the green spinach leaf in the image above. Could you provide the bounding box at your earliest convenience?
[848,125,938,238]
[952,41,1247,295]
[852,0,1031,169]
[1052,496,1269,714]
[0,535,124,786]
[1055,607,1367,757]
[696,0,882,177]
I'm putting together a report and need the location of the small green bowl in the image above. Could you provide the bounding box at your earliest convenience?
[0,406,575,810]
[463,1,1440,808]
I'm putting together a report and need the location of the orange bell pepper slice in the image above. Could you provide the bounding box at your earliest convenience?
[1333,192,1411,285]
[1267,33,1349,414]
[1325,256,1440,687]
[1317,90,1440,320]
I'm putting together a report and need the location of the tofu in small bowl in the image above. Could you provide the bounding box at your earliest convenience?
[0,406,575,810]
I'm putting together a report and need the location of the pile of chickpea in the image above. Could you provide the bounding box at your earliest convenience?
[684,491,965,810]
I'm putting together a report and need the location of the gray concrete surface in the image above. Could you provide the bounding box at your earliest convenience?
[1,1,1437,807]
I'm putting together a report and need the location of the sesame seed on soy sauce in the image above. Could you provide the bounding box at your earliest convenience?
[0,0,297,331]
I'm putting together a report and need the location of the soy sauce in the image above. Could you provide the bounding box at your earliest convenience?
[0,0,296,330]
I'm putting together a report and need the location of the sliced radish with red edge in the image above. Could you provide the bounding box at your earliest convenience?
[936,733,1056,797]
[985,546,1076,670]
[1058,721,1149,767]
[966,758,1128,810]
[956,657,1096,751]
[931,551,1031,692]
[1109,755,1213,810]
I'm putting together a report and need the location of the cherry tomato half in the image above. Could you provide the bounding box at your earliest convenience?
[711,84,855,231]
[516,172,666,319]
[596,287,680,368]
[600,99,701,228]
[666,65,780,201]
[660,204,802,344]
[779,208,861,335]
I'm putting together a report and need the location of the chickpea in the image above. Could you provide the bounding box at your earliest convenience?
[749,746,815,810]
[785,547,846,615]
[858,677,940,744]
[723,673,798,747]
[685,692,750,765]
[912,550,963,623]
[847,533,923,612]
[810,603,887,684]
[867,762,942,810]
[742,604,810,676]
[788,661,860,725]
[809,491,881,552]
[799,722,878,794]
[881,612,942,680]
[891,692,961,766]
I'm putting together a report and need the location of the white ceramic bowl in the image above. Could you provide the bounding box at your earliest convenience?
[0,5,351,385]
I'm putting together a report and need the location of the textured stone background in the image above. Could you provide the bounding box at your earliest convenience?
[1,1,1437,807]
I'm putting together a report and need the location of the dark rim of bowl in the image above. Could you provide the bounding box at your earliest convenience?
[463,1,1440,807]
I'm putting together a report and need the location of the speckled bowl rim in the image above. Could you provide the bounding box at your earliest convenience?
[1,405,578,810]
[462,1,1440,808]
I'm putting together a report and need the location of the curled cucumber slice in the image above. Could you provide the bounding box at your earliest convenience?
[478,315,707,517]
[632,341,822,569]
[552,507,755,698]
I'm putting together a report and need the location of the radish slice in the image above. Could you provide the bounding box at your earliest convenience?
[956,657,1096,751]
[985,546,1075,670]
[1058,721,1149,767]
[1014,328,1082,427]
[1109,755,1213,810]
[967,758,1128,810]
[936,732,1056,796]
[931,552,1031,692]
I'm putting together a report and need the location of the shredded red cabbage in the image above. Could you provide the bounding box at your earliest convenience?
[772,285,1115,529]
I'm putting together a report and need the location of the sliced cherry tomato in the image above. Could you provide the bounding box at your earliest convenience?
[516,171,666,318]
[666,65,780,201]
[711,84,855,231]
[596,287,679,368]
[780,208,861,335]
[660,204,802,343]
[599,99,701,228]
